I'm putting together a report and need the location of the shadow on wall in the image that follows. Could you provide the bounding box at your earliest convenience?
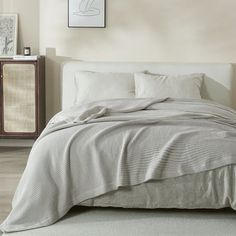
[45,48,72,122]
[201,65,236,110]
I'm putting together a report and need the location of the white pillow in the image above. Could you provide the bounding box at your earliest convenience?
[135,72,204,99]
[75,71,135,105]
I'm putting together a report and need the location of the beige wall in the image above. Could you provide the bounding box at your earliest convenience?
[41,0,236,62]
[2,0,236,121]
[0,0,39,54]
[40,0,236,120]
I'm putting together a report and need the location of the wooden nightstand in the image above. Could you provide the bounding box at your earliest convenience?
[0,57,45,139]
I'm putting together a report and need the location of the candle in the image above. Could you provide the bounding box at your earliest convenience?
[23,47,31,56]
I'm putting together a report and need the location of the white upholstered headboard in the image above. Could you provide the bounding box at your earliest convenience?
[61,62,234,110]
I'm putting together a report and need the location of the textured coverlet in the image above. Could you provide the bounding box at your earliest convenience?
[1,98,236,233]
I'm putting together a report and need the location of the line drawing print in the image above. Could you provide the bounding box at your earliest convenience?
[74,0,101,16]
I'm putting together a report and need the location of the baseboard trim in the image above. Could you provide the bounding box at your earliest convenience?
[0,139,34,147]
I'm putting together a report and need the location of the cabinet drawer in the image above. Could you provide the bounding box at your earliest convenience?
[3,63,36,133]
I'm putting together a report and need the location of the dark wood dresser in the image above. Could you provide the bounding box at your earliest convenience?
[0,57,45,139]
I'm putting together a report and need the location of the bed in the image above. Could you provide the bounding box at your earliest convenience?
[1,62,236,233]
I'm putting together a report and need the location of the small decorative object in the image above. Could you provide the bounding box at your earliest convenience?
[68,0,106,28]
[0,14,18,58]
[23,47,31,56]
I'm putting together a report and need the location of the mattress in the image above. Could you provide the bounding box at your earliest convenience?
[81,165,236,209]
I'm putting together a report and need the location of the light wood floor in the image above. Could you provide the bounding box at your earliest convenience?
[0,147,30,223]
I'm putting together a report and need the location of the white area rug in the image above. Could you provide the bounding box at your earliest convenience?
[2,207,236,236]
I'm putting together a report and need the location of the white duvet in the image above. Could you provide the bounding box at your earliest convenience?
[1,98,236,233]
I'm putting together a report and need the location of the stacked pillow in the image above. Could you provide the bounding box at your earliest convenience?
[134,72,203,99]
[75,71,135,105]
[74,71,204,105]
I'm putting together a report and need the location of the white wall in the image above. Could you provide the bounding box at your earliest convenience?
[41,0,236,62]
[40,0,236,120]
[0,0,39,54]
[1,0,236,121]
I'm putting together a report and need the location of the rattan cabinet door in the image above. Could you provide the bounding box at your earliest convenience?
[2,63,36,133]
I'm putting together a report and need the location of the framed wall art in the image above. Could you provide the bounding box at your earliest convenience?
[0,14,18,58]
[68,0,106,28]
